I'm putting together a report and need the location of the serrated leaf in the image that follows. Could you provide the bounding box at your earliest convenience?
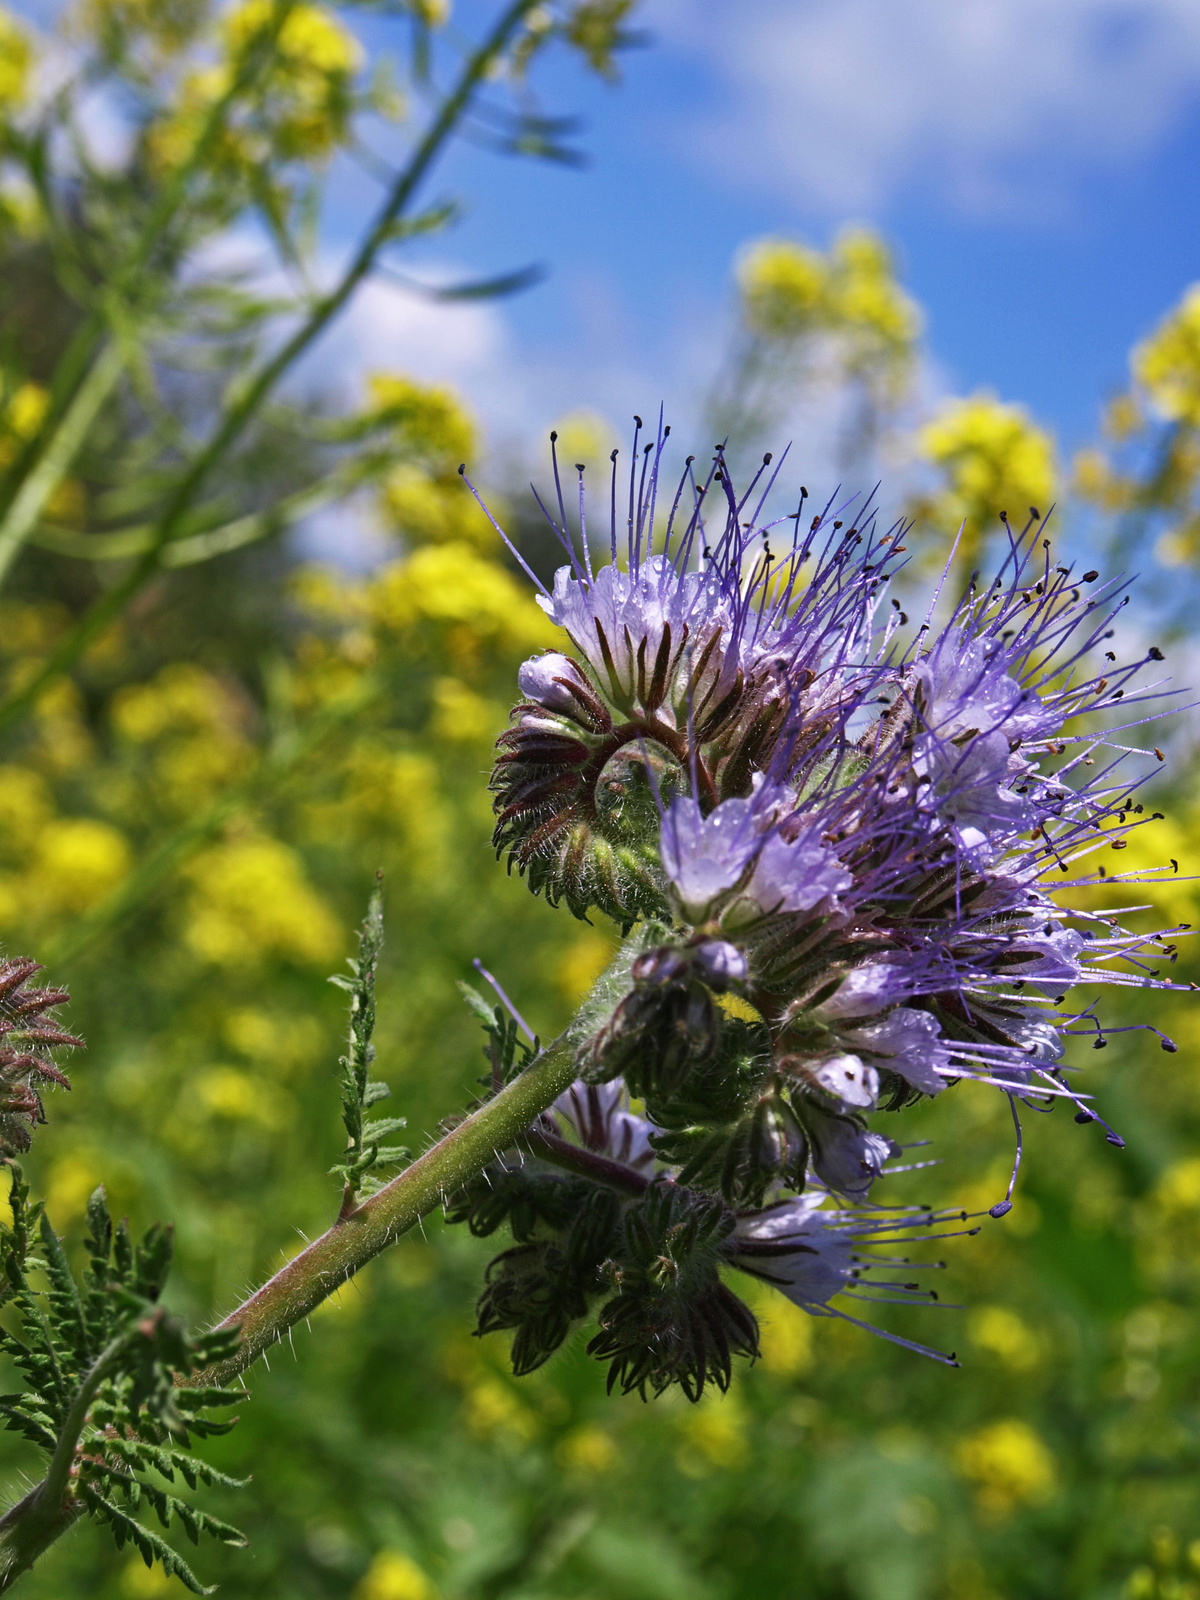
[457,980,496,1025]
[81,1488,217,1595]
[361,1116,407,1140]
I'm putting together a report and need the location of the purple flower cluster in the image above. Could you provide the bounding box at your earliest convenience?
[469,416,1187,1366]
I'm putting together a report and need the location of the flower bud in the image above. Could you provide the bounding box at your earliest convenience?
[692,939,748,989]
[517,651,592,717]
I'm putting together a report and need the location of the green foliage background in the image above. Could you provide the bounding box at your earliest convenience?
[0,1,1196,1596]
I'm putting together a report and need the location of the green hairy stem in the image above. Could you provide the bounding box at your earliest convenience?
[0,1037,579,1583]
[198,1034,578,1385]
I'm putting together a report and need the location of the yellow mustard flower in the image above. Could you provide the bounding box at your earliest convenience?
[1135,285,1200,427]
[738,237,827,340]
[354,1551,438,1600]
[956,1419,1056,1516]
[916,392,1056,560]
[0,9,30,112]
[183,835,340,968]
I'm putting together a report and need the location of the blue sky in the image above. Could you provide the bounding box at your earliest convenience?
[316,0,1200,476]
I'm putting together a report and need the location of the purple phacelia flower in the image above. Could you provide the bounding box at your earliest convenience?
[464,420,1190,1375]
[660,786,852,927]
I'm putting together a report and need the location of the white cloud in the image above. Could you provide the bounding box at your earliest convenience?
[654,0,1200,216]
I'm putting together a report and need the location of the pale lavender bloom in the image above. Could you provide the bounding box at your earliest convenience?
[553,1079,656,1173]
[839,1008,953,1096]
[660,791,851,927]
[814,961,920,1020]
[537,556,739,719]
[802,1102,899,1197]
[914,628,1062,747]
[732,1192,855,1309]
[806,1052,880,1109]
[729,1194,961,1363]
[914,729,1036,862]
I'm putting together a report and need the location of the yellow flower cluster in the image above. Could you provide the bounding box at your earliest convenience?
[183,834,342,969]
[1135,286,1200,428]
[151,0,362,177]
[915,392,1057,561]
[365,375,497,552]
[0,7,29,111]
[1123,1528,1200,1600]
[955,1419,1056,1517]
[0,377,84,523]
[738,227,921,397]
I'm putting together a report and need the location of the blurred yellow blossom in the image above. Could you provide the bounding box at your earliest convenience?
[46,1152,103,1224]
[381,464,491,550]
[738,228,919,392]
[152,0,361,176]
[956,1419,1055,1516]
[1072,446,1135,513]
[430,677,496,743]
[183,835,341,968]
[968,1306,1041,1373]
[915,392,1056,572]
[369,544,556,654]
[556,1424,618,1474]
[0,765,50,852]
[366,373,475,468]
[463,1377,540,1444]
[36,817,131,913]
[354,1550,438,1600]
[547,409,617,476]
[0,10,29,111]
[554,929,615,1003]
[739,238,828,338]
[828,228,922,365]
[193,1065,294,1130]
[112,663,238,743]
[1134,285,1200,427]
[754,1295,814,1376]
[120,1553,175,1597]
[675,1396,749,1477]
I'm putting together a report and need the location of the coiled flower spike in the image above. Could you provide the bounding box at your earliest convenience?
[449,418,1189,1384]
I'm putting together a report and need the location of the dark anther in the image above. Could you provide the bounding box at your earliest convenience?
[1000,509,1009,521]
[763,452,772,465]
[1074,1109,1095,1123]
[1161,1037,1178,1053]
[457,463,466,475]
[685,455,694,466]
[611,449,619,462]
[575,463,586,472]
[1093,1037,1107,1050]
[550,430,558,441]
[1155,749,1166,762]
[1031,507,1041,519]
[633,415,642,427]
[989,1201,1012,1219]
[1149,646,1165,660]
[1082,569,1099,582]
